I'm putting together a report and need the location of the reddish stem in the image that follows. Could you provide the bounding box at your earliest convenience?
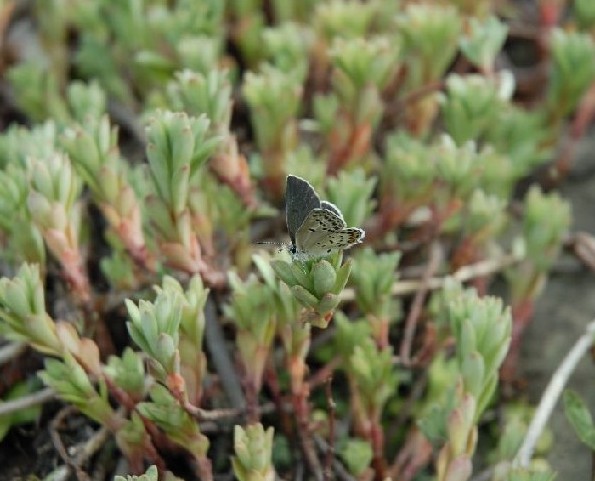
[538,1,563,29]
[195,454,213,481]
[389,427,433,481]
[244,376,260,424]
[308,356,341,389]
[327,120,372,175]
[375,316,390,350]
[409,200,462,247]
[500,298,535,382]
[101,376,168,471]
[291,355,323,480]
[264,360,294,438]
[370,419,386,481]
[366,200,416,242]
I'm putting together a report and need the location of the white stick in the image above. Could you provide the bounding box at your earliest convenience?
[514,319,595,467]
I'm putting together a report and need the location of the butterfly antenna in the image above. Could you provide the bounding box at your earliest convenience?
[256,241,285,246]
[256,240,290,254]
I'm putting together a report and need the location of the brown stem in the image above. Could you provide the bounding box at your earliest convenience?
[450,236,478,272]
[365,201,416,243]
[195,454,214,481]
[291,354,323,480]
[261,142,290,201]
[210,142,257,210]
[50,406,90,481]
[102,375,168,470]
[327,120,372,176]
[395,81,444,111]
[244,375,260,424]
[265,360,295,438]
[450,237,491,294]
[183,399,241,422]
[538,0,563,29]
[388,427,433,481]
[370,418,386,481]
[407,200,459,247]
[79,300,115,359]
[399,242,441,366]
[308,356,341,389]
[324,377,336,481]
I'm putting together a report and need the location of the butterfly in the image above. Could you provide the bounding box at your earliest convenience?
[285,175,365,259]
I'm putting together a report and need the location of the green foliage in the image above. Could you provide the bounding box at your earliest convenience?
[105,348,146,402]
[232,424,275,481]
[114,465,158,481]
[126,284,182,379]
[271,253,352,328]
[243,66,302,153]
[333,312,372,361]
[40,353,115,425]
[314,0,376,41]
[563,390,595,450]
[338,438,373,476]
[0,1,590,479]
[0,264,62,355]
[447,286,512,416]
[350,339,398,415]
[575,0,595,29]
[459,16,508,71]
[546,29,595,120]
[137,384,209,457]
[165,70,233,135]
[262,22,310,81]
[0,379,43,442]
[440,73,510,145]
[397,3,462,87]
[7,63,69,123]
[350,247,400,345]
[326,169,377,227]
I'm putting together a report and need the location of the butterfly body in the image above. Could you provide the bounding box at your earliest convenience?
[285,175,365,259]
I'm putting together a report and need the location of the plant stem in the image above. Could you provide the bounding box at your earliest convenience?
[291,352,323,480]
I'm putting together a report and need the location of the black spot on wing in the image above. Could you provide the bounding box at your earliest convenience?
[286,175,321,244]
[310,207,346,231]
[343,228,365,245]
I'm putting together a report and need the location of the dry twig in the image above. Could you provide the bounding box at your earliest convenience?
[0,341,26,365]
[515,319,595,467]
[339,251,521,302]
[50,406,92,481]
[0,386,55,416]
[399,242,442,365]
[324,377,336,481]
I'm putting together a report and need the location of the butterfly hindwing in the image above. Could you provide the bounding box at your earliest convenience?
[286,175,321,244]
[295,208,364,258]
[320,200,344,220]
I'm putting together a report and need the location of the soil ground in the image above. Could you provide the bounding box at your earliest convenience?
[522,131,595,479]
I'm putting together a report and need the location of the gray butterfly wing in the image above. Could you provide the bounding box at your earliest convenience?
[295,208,360,258]
[321,200,344,220]
[286,175,321,244]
